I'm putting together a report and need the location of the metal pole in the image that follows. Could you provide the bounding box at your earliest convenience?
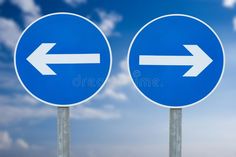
[169,108,182,157]
[58,107,70,157]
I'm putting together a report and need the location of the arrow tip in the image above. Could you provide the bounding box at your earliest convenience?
[183,45,213,77]
[27,43,57,75]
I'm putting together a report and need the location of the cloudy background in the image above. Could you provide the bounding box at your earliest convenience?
[0,0,236,157]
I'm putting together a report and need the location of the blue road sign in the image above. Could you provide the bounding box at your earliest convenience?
[128,14,225,108]
[14,13,112,106]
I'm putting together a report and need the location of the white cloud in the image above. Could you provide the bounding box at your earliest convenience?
[71,105,121,120]
[96,9,122,37]
[223,0,236,8]
[10,0,41,26]
[0,0,42,48]
[0,131,12,150]
[20,95,39,105]
[64,0,87,7]
[23,13,41,26]
[0,104,120,124]
[0,94,38,106]
[0,72,22,92]
[0,0,41,51]
[0,63,12,72]
[0,131,30,150]
[0,93,120,125]
[0,17,21,51]
[99,59,131,101]
[0,105,55,125]
[16,139,29,150]
[0,94,54,125]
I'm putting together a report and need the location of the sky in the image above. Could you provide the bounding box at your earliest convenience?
[0,0,236,157]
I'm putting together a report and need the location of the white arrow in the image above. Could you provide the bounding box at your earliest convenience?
[139,45,213,77]
[27,43,101,75]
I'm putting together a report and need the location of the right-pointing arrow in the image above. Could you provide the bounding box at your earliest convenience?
[139,45,213,77]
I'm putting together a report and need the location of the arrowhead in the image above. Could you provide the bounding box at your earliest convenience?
[183,45,213,77]
[27,43,57,75]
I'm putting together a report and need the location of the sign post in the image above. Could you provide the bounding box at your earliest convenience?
[58,107,70,157]
[14,13,112,157]
[128,14,225,157]
[169,108,182,157]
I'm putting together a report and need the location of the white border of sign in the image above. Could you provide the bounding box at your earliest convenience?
[14,12,112,107]
[127,14,225,109]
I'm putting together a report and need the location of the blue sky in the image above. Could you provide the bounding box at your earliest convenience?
[0,0,236,157]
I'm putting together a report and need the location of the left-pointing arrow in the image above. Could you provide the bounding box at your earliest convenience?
[27,43,101,75]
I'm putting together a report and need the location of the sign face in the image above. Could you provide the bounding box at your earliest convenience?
[14,13,112,106]
[128,14,225,108]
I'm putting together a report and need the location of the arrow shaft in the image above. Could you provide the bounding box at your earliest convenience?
[139,55,195,66]
[44,54,100,64]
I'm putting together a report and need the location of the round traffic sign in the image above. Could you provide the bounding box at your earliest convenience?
[128,14,225,108]
[14,13,112,107]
